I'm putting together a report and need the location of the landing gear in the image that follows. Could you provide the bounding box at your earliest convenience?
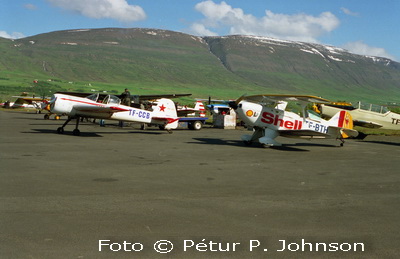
[243,140,252,146]
[56,116,81,135]
[73,129,80,136]
[242,127,281,148]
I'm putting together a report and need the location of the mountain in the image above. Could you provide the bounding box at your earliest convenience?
[205,35,400,102]
[0,28,399,103]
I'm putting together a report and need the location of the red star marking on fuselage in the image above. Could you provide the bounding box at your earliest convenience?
[159,104,166,112]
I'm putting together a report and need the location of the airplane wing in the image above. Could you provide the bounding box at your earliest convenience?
[137,94,192,100]
[73,105,130,113]
[196,98,235,103]
[177,110,195,116]
[353,120,383,129]
[278,130,329,138]
[12,97,49,104]
[56,92,94,98]
[56,92,192,101]
[280,127,358,139]
[237,94,331,104]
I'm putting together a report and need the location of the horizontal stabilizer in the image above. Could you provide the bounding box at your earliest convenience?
[152,117,179,124]
[237,94,331,104]
[278,130,328,138]
[354,120,383,129]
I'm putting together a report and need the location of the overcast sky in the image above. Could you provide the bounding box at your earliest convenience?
[1,0,399,60]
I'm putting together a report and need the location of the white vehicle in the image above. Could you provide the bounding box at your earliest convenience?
[320,102,400,130]
[49,92,179,135]
[229,94,358,147]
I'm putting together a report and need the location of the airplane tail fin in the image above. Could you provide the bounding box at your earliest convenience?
[328,110,353,128]
[194,101,206,117]
[152,98,179,129]
[328,110,358,138]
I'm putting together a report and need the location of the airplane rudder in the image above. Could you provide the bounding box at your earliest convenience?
[328,110,353,129]
[195,101,206,117]
[154,98,178,117]
[338,110,353,129]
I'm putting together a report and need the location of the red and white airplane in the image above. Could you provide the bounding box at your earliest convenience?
[177,100,206,117]
[229,94,358,147]
[49,92,179,135]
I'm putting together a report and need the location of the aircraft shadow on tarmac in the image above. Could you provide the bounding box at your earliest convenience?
[24,129,103,137]
[360,140,400,147]
[25,129,164,137]
[188,137,341,151]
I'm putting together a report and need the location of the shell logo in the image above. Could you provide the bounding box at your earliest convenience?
[246,110,254,117]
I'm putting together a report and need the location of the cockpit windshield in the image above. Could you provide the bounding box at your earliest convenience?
[86,93,99,102]
[103,95,121,105]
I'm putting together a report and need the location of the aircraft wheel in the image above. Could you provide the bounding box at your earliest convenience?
[57,127,64,134]
[44,114,50,120]
[73,129,80,136]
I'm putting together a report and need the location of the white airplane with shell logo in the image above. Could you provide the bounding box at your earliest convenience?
[49,92,179,135]
[229,94,358,147]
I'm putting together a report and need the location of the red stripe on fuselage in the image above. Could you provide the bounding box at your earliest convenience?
[60,98,105,107]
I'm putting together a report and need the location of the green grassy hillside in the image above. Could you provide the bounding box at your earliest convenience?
[0,28,399,104]
[205,35,400,103]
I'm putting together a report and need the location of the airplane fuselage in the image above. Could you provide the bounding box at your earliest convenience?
[237,101,331,134]
[50,93,178,127]
[230,94,357,147]
[321,104,400,130]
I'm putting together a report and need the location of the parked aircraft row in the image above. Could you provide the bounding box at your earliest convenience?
[44,91,363,147]
[4,91,398,148]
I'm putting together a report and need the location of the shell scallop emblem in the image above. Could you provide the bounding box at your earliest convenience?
[246,110,254,117]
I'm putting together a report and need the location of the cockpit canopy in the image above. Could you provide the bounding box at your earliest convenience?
[103,95,120,105]
[86,93,99,102]
[358,102,389,114]
[86,93,121,105]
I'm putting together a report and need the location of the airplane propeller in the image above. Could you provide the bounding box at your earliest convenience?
[229,93,247,109]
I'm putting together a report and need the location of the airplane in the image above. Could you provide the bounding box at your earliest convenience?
[49,92,179,135]
[177,100,206,117]
[196,97,234,115]
[318,102,400,130]
[228,94,358,147]
[3,96,49,111]
[57,92,192,105]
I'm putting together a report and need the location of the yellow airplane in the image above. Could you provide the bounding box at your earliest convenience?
[319,102,400,130]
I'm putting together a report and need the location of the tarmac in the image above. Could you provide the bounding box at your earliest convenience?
[1,109,399,258]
